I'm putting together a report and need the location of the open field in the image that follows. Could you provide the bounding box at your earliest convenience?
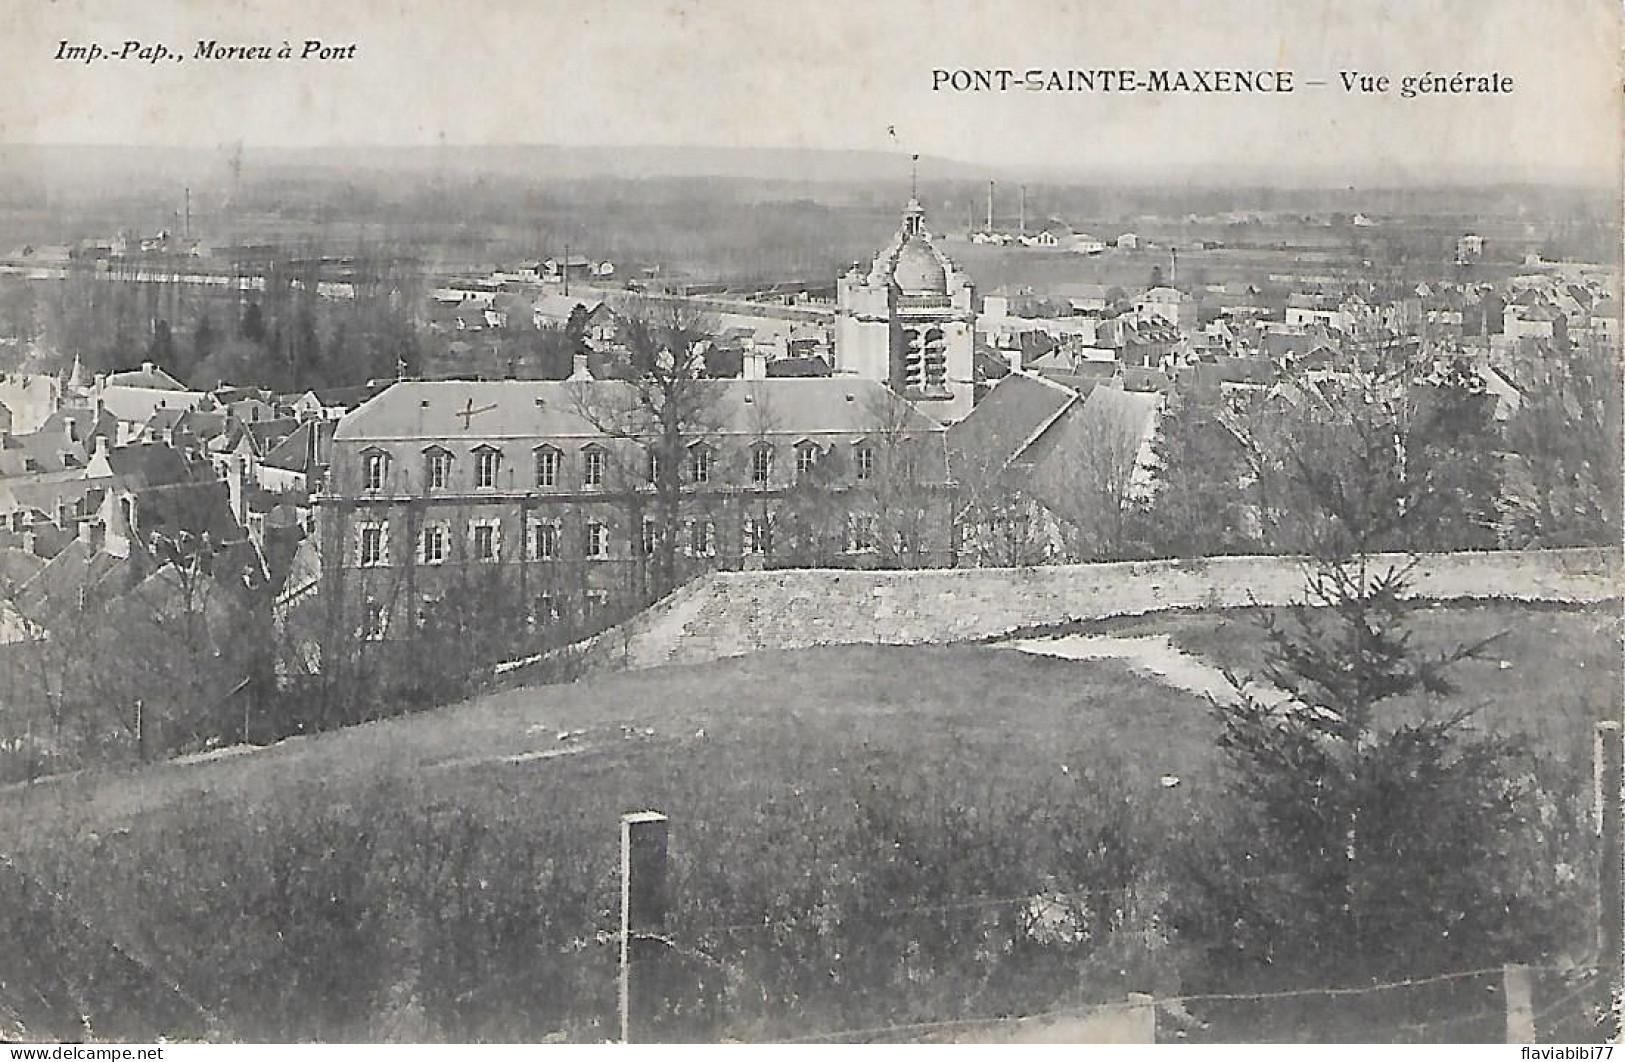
[1080,601,1621,767]
[0,600,1610,1041]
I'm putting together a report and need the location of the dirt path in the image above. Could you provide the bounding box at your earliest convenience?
[1005,633,1289,707]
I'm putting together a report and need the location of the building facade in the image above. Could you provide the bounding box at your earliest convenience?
[835,198,977,424]
[317,377,956,641]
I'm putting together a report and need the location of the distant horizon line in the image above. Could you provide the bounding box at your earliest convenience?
[0,140,1616,191]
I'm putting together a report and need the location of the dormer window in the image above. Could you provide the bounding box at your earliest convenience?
[473,446,501,489]
[424,447,452,490]
[534,445,561,488]
[854,443,875,481]
[361,449,389,491]
[582,445,606,488]
[795,441,821,480]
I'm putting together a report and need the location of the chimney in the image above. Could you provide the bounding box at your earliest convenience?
[569,351,591,380]
[743,346,767,380]
[986,181,995,231]
[142,360,155,375]
[94,373,107,392]
[1019,185,1026,238]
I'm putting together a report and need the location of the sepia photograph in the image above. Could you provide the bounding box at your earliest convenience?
[0,0,1619,1047]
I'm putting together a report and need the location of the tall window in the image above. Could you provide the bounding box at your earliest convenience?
[421,523,447,564]
[535,447,561,488]
[847,513,878,553]
[584,519,609,559]
[688,444,712,484]
[795,442,820,479]
[358,523,386,566]
[641,516,659,557]
[362,600,388,641]
[471,520,499,562]
[531,519,559,560]
[583,447,605,488]
[743,515,768,554]
[425,449,451,490]
[855,444,875,481]
[647,450,662,485]
[686,519,714,557]
[363,451,387,491]
[475,448,501,489]
[751,445,773,486]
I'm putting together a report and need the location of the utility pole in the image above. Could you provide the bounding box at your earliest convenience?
[986,180,994,232]
[619,810,670,1044]
[1597,720,1622,1042]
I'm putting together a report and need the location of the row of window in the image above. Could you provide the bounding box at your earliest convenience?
[360,439,881,493]
[354,512,905,567]
[359,588,613,641]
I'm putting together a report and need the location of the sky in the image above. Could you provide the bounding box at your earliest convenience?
[0,0,1620,186]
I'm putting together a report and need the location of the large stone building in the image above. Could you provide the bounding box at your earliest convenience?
[317,377,955,641]
[835,197,977,424]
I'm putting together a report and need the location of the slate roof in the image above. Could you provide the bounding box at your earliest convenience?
[95,386,208,425]
[1021,385,1162,510]
[105,365,187,391]
[261,420,333,474]
[246,417,301,454]
[104,443,192,490]
[947,372,1079,478]
[334,377,944,443]
[0,547,45,591]
[13,536,130,619]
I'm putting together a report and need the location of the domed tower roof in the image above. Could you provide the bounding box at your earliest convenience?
[893,235,948,294]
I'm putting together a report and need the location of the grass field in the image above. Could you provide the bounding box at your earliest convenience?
[1084,601,1621,766]
[0,600,1611,1041]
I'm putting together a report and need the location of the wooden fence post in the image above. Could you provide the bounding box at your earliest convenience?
[1126,991,1157,1044]
[619,810,669,1044]
[1503,963,1534,1043]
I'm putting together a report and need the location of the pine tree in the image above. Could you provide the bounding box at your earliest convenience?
[1197,417,1588,984]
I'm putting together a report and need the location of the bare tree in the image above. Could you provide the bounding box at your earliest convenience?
[1033,394,1157,562]
[853,388,950,568]
[567,296,725,600]
[949,443,1051,568]
[740,380,783,567]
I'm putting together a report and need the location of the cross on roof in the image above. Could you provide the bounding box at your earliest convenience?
[456,397,498,430]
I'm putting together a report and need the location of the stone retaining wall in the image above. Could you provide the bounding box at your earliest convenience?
[557,549,1619,673]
